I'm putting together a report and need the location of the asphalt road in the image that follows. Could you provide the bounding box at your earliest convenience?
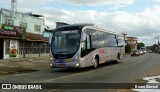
[0,53,160,92]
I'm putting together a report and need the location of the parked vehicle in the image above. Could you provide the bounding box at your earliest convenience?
[141,47,146,54]
[138,49,143,55]
[131,50,139,56]
[158,49,160,54]
[148,50,152,53]
[143,50,147,54]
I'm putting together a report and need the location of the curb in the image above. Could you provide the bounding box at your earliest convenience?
[0,56,49,62]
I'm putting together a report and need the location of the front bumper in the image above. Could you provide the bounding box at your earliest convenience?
[50,61,80,68]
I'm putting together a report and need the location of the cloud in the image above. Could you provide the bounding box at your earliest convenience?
[0,0,160,46]
[109,5,127,10]
[42,5,160,46]
[60,0,133,6]
[154,0,160,3]
[17,0,54,9]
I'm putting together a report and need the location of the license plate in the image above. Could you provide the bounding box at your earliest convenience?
[59,64,65,67]
[59,59,65,63]
[55,59,66,63]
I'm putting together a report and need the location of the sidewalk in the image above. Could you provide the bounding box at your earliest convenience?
[0,56,50,76]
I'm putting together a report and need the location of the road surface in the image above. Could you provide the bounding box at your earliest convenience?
[0,53,160,92]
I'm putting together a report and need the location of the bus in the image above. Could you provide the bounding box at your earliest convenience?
[49,24,126,68]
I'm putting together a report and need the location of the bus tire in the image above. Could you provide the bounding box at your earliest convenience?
[93,56,99,69]
[115,53,120,64]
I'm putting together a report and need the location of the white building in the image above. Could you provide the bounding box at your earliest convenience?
[0,8,49,59]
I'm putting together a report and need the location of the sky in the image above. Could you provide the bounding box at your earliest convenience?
[0,0,160,46]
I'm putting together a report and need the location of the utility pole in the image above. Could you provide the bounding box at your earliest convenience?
[155,37,159,45]
[0,10,2,24]
[158,37,159,45]
[158,37,160,53]
[155,37,160,53]
[10,0,17,19]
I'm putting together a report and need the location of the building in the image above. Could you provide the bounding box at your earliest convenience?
[126,37,138,50]
[0,8,50,59]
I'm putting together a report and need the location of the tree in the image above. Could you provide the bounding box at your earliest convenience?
[137,42,145,49]
[125,44,131,53]
[152,44,158,52]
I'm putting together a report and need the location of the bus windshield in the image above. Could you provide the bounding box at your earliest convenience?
[51,28,81,58]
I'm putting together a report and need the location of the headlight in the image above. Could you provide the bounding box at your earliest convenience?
[50,63,52,67]
[76,63,79,67]
[50,57,54,61]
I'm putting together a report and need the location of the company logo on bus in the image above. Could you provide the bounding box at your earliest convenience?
[99,50,105,54]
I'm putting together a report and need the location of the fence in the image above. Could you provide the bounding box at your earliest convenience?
[17,47,50,58]
[18,47,50,57]
[18,47,50,54]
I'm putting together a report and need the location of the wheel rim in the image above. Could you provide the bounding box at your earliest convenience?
[117,55,120,62]
[93,59,97,68]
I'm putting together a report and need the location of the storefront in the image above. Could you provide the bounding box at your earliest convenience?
[0,24,50,59]
[0,24,25,59]
[0,38,4,59]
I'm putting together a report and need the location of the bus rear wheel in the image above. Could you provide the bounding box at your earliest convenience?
[115,54,120,64]
[93,57,98,69]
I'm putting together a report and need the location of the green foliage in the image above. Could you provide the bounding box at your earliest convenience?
[137,42,145,49]
[152,44,158,52]
[125,44,131,53]
[22,34,26,39]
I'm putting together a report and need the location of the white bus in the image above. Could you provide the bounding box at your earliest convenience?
[49,24,126,68]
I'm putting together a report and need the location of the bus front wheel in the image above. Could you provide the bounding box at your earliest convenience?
[93,56,99,69]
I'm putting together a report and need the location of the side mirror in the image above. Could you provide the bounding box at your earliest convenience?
[81,40,87,51]
[117,45,124,47]
[120,45,124,47]
[87,35,92,49]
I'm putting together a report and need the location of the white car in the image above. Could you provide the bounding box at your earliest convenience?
[143,50,147,54]
[138,50,143,55]
[131,50,140,56]
[148,50,152,53]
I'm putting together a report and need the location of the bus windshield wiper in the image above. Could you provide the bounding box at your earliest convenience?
[56,51,71,54]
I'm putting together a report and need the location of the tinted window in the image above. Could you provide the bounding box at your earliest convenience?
[84,28,117,48]
[117,35,125,46]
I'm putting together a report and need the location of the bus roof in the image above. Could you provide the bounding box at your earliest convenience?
[83,26,123,36]
[55,23,94,29]
[53,23,124,36]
